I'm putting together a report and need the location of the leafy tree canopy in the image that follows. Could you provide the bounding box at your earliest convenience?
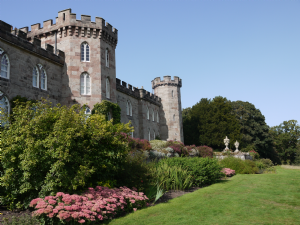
[183,96,241,150]
[269,120,300,164]
[230,101,274,158]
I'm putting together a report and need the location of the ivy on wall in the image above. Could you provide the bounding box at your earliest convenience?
[92,100,121,124]
[10,95,37,111]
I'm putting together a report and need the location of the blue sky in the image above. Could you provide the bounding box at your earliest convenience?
[1,0,299,127]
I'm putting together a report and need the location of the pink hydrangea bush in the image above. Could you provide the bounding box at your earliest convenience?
[221,168,235,177]
[30,186,149,224]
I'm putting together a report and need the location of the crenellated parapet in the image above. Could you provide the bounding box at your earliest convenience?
[151,76,182,89]
[0,20,65,65]
[116,78,161,106]
[20,9,118,48]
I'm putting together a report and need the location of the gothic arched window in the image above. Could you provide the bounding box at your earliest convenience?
[81,42,90,62]
[105,48,109,67]
[106,77,110,99]
[1,54,10,79]
[80,73,91,95]
[38,64,47,90]
[32,66,39,88]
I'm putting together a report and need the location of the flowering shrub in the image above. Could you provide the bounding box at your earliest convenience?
[221,168,235,177]
[166,140,187,156]
[197,146,213,158]
[121,133,152,151]
[30,186,149,224]
[1,100,132,209]
[249,150,260,160]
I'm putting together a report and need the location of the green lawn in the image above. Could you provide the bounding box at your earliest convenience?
[109,167,300,225]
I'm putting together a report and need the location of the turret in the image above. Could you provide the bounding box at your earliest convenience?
[151,76,183,142]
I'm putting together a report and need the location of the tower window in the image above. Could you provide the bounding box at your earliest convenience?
[0,54,10,79]
[105,49,109,67]
[80,73,91,95]
[157,112,159,123]
[130,102,132,116]
[106,77,110,99]
[172,90,174,98]
[81,43,90,62]
[173,114,175,121]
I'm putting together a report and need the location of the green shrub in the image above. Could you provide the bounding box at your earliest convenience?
[1,99,132,209]
[219,157,259,174]
[115,150,155,193]
[92,100,121,124]
[157,157,223,186]
[151,162,193,191]
[2,214,39,225]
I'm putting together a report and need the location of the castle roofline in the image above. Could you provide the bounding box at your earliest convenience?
[20,9,117,47]
[0,20,65,65]
[116,78,161,106]
[151,76,182,89]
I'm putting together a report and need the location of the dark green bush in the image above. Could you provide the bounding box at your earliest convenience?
[115,150,154,193]
[1,99,132,209]
[219,157,259,174]
[157,157,223,186]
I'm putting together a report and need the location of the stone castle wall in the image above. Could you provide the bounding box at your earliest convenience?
[0,9,184,142]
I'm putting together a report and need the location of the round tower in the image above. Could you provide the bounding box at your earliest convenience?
[151,76,184,142]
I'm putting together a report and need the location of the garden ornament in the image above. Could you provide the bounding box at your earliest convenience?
[234,140,239,153]
[224,136,230,150]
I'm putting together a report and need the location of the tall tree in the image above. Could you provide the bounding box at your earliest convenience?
[183,96,241,150]
[230,101,274,159]
[269,120,300,164]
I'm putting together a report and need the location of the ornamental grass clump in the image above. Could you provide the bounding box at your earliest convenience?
[30,186,149,224]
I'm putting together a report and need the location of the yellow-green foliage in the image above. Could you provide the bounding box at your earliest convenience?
[149,140,168,150]
[1,99,132,209]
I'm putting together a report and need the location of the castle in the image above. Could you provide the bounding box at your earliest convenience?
[0,9,184,142]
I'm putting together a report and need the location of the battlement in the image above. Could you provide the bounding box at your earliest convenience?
[151,76,182,89]
[0,20,65,65]
[116,78,161,105]
[21,9,117,47]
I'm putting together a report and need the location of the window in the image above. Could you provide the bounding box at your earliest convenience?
[105,48,109,67]
[146,106,149,120]
[107,111,111,121]
[126,101,129,115]
[38,64,47,90]
[173,114,175,121]
[154,131,156,140]
[1,54,10,79]
[126,101,132,116]
[85,106,91,115]
[0,91,9,127]
[80,73,91,95]
[152,109,155,121]
[32,66,39,88]
[172,90,174,98]
[81,42,90,62]
[148,129,151,141]
[157,112,159,123]
[106,77,110,99]
[130,102,132,116]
